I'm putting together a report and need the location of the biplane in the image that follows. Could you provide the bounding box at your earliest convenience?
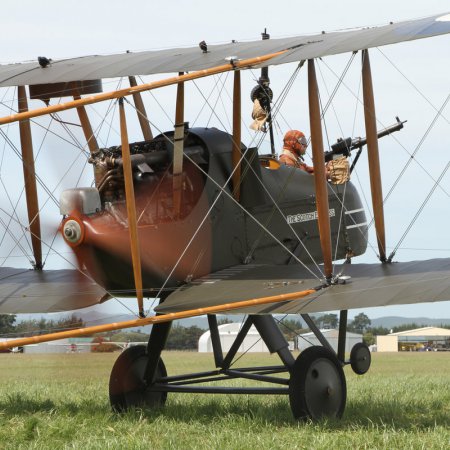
[0,11,449,421]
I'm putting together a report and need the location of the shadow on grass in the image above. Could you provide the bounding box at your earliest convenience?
[344,397,450,429]
[1,393,447,431]
[117,394,450,431]
[0,392,108,416]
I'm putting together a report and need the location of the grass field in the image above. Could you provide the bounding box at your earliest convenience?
[0,351,448,449]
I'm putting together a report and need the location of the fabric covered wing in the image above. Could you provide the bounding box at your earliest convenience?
[0,267,107,313]
[0,12,449,87]
[155,258,450,315]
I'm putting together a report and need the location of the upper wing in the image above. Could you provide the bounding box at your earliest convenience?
[0,267,107,313]
[1,12,449,87]
[155,258,450,315]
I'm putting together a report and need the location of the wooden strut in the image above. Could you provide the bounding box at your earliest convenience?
[0,50,288,127]
[172,73,185,216]
[73,93,102,186]
[362,49,386,262]
[17,86,42,269]
[232,70,242,201]
[0,287,317,350]
[119,98,144,317]
[308,60,333,280]
[128,76,153,141]
[73,94,99,154]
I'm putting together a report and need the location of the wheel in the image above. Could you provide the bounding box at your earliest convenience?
[350,342,371,375]
[289,346,346,420]
[109,345,167,412]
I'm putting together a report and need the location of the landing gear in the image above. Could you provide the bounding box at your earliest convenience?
[289,346,346,420]
[350,342,371,375]
[107,314,363,421]
[109,345,167,412]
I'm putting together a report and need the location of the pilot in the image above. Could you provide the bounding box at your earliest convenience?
[279,130,314,173]
[280,130,335,180]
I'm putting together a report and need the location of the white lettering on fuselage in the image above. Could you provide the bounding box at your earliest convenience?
[286,208,335,224]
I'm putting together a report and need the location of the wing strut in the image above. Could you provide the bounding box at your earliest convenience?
[308,60,333,280]
[232,70,242,201]
[72,92,101,185]
[0,287,317,350]
[362,49,386,262]
[173,72,185,216]
[119,98,144,317]
[18,86,42,269]
[128,76,153,141]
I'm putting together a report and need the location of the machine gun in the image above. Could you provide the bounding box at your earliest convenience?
[324,117,406,171]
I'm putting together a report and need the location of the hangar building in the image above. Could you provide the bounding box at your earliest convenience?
[377,327,450,352]
[198,323,270,353]
[296,329,362,353]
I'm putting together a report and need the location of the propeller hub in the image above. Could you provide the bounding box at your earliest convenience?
[63,219,83,245]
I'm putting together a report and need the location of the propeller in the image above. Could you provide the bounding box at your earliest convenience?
[60,162,212,297]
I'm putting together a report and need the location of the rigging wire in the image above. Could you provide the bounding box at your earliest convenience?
[376,47,450,126]
[0,215,34,267]
[382,93,450,206]
[191,73,229,128]
[388,161,449,262]
[320,58,449,198]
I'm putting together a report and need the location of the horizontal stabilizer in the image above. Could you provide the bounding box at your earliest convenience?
[156,258,450,315]
[0,267,107,314]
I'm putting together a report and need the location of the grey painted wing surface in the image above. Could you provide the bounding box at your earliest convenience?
[0,267,107,313]
[155,258,450,314]
[0,12,449,87]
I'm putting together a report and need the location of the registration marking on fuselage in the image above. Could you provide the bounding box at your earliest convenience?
[287,208,335,225]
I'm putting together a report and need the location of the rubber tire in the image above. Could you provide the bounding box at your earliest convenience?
[109,345,167,412]
[350,342,371,375]
[289,346,346,421]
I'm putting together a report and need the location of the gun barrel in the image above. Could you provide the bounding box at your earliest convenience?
[325,117,406,162]
[351,117,406,151]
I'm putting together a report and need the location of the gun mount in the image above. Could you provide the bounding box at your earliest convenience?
[324,117,406,164]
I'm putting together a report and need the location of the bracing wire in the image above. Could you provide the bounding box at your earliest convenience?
[320,57,449,198]
[388,161,450,261]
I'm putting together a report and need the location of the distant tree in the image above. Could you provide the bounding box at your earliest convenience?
[350,313,371,333]
[0,315,16,334]
[91,336,118,353]
[166,325,205,350]
[367,326,389,336]
[363,331,375,346]
[15,314,84,335]
[110,331,149,342]
[279,319,306,339]
[311,314,339,329]
[217,317,234,326]
[321,314,339,329]
[391,323,424,333]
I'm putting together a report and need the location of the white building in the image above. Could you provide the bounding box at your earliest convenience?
[296,329,362,353]
[377,327,450,352]
[198,323,269,353]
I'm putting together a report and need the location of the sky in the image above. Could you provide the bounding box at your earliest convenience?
[0,0,449,321]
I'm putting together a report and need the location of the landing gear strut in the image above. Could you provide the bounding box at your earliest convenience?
[108,313,369,421]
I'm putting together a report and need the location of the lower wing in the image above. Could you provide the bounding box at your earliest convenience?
[156,258,450,315]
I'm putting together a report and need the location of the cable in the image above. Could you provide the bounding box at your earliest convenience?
[388,161,449,262]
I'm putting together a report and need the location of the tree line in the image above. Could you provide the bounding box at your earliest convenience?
[1,313,447,350]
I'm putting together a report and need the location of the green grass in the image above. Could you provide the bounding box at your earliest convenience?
[0,352,448,449]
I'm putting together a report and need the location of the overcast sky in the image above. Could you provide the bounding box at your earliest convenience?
[0,0,449,320]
